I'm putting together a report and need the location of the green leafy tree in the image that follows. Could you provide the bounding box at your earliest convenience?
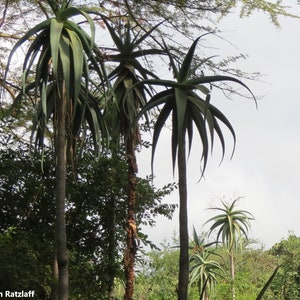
[205,198,254,299]
[0,135,176,298]
[134,240,180,300]
[0,228,53,298]
[268,233,300,299]
[137,37,254,300]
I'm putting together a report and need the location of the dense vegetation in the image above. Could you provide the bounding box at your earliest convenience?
[0,1,298,299]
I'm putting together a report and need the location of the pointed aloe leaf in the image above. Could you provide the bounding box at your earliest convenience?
[41,81,47,118]
[35,42,51,86]
[132,21,164,49]
[188,75,257,106]
[256,266,280,300]
[192,226,201,248]
[58,7,96,56]
[59,33,71,100]
[130,48,166,58]
[162,39,179,79]
[124,25,133,50]
[50,18,63,81]
[137,89,173,121]
[136,78,196,89]
[186,114,193,158]
[175,88,188,148]
[22,30,47,81]
[209,104,236,158]
[190,108,209,173]
[64,21,103,79]
[5,18,51,79]
[178,36,200,82]
[101,17,124,50]
[151,100,173,171]
[211,116,226,162]
[171,107,179,171]
[65,28,84,102]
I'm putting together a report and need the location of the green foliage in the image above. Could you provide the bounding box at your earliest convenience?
[200,245,279,300]
[134,242,180,299]
[256,266,280,300]
[0,139,176,298]
[0,228,53,298]
[268,234,300,299]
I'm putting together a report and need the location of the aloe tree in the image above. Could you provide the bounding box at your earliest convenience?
[189,227,222,299]
[5,1,105,299]
[100,16,164,300]
[190,251,224,300]
[137,37,255,300]
[205,198,254,299]
[189,227,224,300]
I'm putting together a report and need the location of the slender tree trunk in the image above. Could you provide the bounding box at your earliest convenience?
[107,191,117,299]
[124,136,138,300]
[230,251,235,300]
[177,138,189,300]
[55,84,69,300]
[50,254,58,300]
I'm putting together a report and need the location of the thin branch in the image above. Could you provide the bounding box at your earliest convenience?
[0,0,9,28]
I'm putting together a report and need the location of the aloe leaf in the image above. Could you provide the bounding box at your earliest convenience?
[65,28,84,102]
[175,88,188,146]
[5,19,51,80]
[59,34,71,100]
[178,37,200,82]
[132,21,164,48]
[50,18,63,81]
[189,75,257,106]
[101,17,123,50]
[151,101,173,170]
[59,7,95,55]
[256,266,280,300]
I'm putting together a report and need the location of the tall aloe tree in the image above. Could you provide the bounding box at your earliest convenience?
[137,37,255,300]
[5,1,105,299]
[100,16,164,300]
[205,198,254,299]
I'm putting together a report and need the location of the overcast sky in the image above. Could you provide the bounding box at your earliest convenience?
[139,2,300,250]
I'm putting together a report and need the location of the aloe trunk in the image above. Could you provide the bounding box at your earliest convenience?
[55,84,68,300]
[177,137,189,300]
[50,254,58,300]
[124,135,138,300]
[230,251,235,300]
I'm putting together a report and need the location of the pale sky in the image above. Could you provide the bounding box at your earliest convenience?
[139,2,300,250]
